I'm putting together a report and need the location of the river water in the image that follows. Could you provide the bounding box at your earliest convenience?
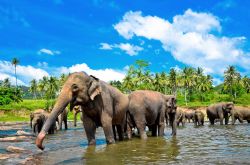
[0,122,250,164]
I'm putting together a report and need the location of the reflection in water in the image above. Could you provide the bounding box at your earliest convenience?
[1,122,250,164]
[83,137,180,165]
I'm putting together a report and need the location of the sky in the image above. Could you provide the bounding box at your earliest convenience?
[0,0,250,86]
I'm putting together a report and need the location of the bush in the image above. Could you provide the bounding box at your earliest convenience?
[0,87,22,105]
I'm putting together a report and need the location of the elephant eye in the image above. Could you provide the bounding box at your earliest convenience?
[71,84,79,92]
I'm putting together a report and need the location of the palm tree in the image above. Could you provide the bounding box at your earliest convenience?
[241,76,250,93]
[197,75,212,102]
[182,67,195,105]
[11,58,20,92]
[224,66,241,99]
[2,78,11,88]
[46,76,59,100]
[29,79,38,99]
[169,68,177,95]
[38,76,48,98]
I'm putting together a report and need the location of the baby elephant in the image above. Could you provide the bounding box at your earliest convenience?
[57,108,69,130]
[232,106,250,124]
[176,108,185,126]
[194,110,204,126]
[30,109,56,134]
[71,105,83,127]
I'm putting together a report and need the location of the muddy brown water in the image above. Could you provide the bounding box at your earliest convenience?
[0,122,250,165]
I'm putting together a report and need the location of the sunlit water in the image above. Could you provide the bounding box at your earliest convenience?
[1,122,250,164]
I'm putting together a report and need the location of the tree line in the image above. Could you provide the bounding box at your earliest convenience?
[1,59,250,106]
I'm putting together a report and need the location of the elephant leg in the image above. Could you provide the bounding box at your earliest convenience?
[158,109,165,136]
[127,122,133,140]
[136,121,147,139]
[101,112,115,144]
[151,125,157,136]
[58,114,62,130]
[116,125,124,141]
[238,117,244,123]
[209,117,214,125]
[225,116,229,125]
[64,118,68,130]
[82,112,96,145]
[74,112,77,127]
[169,113,176,136]
[112,125,117,141]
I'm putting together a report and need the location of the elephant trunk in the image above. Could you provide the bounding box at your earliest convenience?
[36,88,72,150]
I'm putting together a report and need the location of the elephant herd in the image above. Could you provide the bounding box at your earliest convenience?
[34,72,250,150]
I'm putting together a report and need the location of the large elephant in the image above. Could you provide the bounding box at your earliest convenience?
[232,106,250,124]
[57,108,68,130]
[194,110,204,126]
[71,105,83,127]
[175,108,185,126]
[36,72,129,150]
[127,90,177,140]
[30,109,56,135]
[184,109,195,123]
[206,102,234,125]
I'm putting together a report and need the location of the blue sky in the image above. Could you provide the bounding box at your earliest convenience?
[0,0,250,85]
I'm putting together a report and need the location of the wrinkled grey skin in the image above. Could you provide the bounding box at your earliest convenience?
[71,105,82,127]
[206,102,234,125]
[36,72,129,150]
[127,90,177,140]
[30,109,56,135]
[184,109,195,123]
[232,106,250,124]
[175,108,185,127]
[194,110,204,126]
[57,108,68,130]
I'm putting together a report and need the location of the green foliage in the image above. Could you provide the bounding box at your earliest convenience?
[0,86,22,105]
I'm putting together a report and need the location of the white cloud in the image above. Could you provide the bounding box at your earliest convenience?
[114,9,250,76]
[37,62,48,68]
[100,43,113,50]
[57,63,125,82]
[99,42,143,56]
[0,73,25,86]
[38,48,61,55]
[0,61,49,85]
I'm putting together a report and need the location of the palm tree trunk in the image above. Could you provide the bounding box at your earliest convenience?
[14,66,17,101]
[184,89,187,106]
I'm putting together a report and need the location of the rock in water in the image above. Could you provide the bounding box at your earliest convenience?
[6,146,28,153]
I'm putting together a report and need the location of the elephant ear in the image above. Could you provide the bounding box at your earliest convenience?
[88,75,102,101]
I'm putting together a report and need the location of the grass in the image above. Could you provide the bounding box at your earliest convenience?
[0,99,80,122]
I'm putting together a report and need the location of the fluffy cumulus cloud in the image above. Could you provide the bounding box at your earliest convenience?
[37,48,61,55]
[0,61,49,85]
[114,9,250,75]
[100,42,143,56]
[57,63,125,82]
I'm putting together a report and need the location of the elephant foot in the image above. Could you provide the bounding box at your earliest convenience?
[106,138,115,144]
[88,139,96,145]
[140,133,147,140]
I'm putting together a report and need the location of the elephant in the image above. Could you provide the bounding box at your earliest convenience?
[30,109,56,135]
[127,90,177,140]
[232,106,250,124]
[184,109,195,123]
[71,105,83,127]
[36,72,129,150]
[206,102,234,125]
[57,107,68,130]
[175,108,185,126]
[194,110,204,126]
